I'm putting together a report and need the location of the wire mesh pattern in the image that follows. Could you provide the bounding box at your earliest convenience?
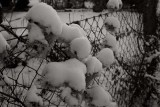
[0,10,144,107]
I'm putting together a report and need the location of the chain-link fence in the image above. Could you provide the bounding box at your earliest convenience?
[0,8,146,107]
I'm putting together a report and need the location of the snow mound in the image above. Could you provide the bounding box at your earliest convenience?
[106,0,123,10]
[102,32,118,54]
[104,16,120,33]
[85,56,103,75]
[70,37,91,60]
[61,87,79,106]
[87,86,116,107]
[41,58,86,91]
[70,23,87,37]
[25,85,43,106]
[28,22,48,45]
[26,3,63,36]
[0,33,10,54]
[28,0,40,7]
[59,23,85,42]
[96,48,115,67]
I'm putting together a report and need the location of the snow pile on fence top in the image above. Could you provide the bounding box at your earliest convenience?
[28,22,48,45]
[102,32,118,54]
[26,2,63,36]
[0,32,10,54]
[104,16,120,33]
[96,48,115,67]
[106,0,123,10]
[59,24,85,42]
[87,86,117,107]
[61,87,79,106]
[70,37,91,60]
[41,58,86,91]
[85,56,103,75]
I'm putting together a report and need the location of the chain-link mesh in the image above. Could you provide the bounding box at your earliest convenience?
[0,9,145,107]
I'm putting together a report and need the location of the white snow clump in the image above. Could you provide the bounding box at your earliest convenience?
[61,87,79,106]
[157,0,160,17]
[70,23,86,37]
[70,37,91,60]
[106,0,123,10]
[87,86,117,107]
[0,32,10,54]
[26,3,63,36]
[28,22,48,45]
[102,32,118,54]
[59,23,85,42]
[41,58,86,91]
[25,85,43,106]
[104,16,120,33]
[96,48,115,67]
[85,56,103,75]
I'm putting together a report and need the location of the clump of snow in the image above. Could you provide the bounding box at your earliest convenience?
[70,37,91,60]
[106,0,123,10]
[104,16,120,33]
[85,56,103,75]
[70,23,86,37]
[25,85,43,106]
[26,3,63,36]
[0,32,10,54]
[84,1,94,9]
[59,23,85,42]
[28,0,40,7]
[87,86,117,107]
[157,0,160,17]
[61,87,79,106]
[41,58,86,91]
[28,22,48,45]
[102,32,118,54]
[96,48,115,67]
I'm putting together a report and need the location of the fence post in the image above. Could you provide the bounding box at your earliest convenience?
[142,0,159,107]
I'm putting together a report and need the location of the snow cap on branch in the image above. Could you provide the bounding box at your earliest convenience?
[59,23,85,42]
[26,3,63,36]
[96,48,115,67]
[85,56,103,75]
[102,32,118,54]
[104,16,120,33]
[41,58,86,91]
[87,86,117,107]
[106,0,123,11]
[70,37,91,60]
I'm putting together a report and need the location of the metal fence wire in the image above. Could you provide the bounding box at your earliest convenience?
[0,9,146,107]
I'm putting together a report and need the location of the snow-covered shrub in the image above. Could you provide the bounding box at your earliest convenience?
[102,32,118,54]
[40,58,86,91]
[85,56,103,75]
[106,0,123,11]
[59,23,85,42]
[87,85,117,107]
[104,16,120,33]
[26,2,63,38]
[96,48,115,67]
[70,37,91,60]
